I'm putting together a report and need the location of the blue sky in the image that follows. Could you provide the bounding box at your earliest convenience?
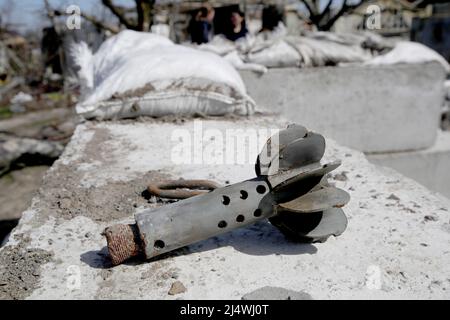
[0,0,132,32]
[0,0,344,33]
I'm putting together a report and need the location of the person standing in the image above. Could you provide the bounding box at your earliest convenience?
[224,9,248,42]
[189,6,215,44]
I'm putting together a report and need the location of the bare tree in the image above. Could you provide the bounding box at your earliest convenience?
[300,0,368,31]
[43,0,157,34]
[42,0,117,34]
[102,0,156,31]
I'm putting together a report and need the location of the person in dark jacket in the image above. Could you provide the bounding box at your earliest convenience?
[260,5,283,33]
[224,9,248,42]
[189,6,215,44]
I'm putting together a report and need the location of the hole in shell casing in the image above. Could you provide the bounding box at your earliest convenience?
[222,195,230,205]
[218,220,227,228]
[256,185,266,194]
[254,209,262,217]
[154,240,165,249]
[240,190,248,199]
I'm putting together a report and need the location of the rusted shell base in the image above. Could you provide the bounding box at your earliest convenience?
[103,224,142,266]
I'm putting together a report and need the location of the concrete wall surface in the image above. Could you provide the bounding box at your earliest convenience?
[1,117,449,299]
[368,130,450,199]
[240,62,445,153]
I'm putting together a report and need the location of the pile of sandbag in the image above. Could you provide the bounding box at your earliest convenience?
[72,30,255,120]
[364,41,450,72]
[197,28,386,71]
[196,26,449,73]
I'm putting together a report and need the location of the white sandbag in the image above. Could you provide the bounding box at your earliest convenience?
[72,30,255,119]
[197,36,268,73]
[78,77,254,120]
[303,31,391,48]
[286,36,371,67]
[150,24,170,38]
[327,31,396,51]
[247,40,301,68]
[365,41,450,73]
[223,51,267,74]
[445,80,450,100]
[197,35,237,56]
[191,30,390,71]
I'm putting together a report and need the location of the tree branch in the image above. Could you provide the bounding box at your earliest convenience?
[321,0,366,31]
[302,0,317,17]
[43,0,58,28]
[135,0,144,31]
[317,0,333,23]
[79,12,120,33]
[302,0,319,25]
[101,0,135,29]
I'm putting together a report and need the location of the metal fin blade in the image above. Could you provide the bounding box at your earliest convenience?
[302,208,348,242]
[270,160,341,193]
[270,208,348,243]
[256,125,325,176]
[277,187,350,213]
[279,124,308,146]
[277,132,325,172]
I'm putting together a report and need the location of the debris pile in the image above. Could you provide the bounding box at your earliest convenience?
[0,28,79,245]
[0,133,64,176]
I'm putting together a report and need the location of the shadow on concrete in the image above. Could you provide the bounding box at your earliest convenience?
[0,219,19,247]
[188,220,318,256]
[80,246,113,269]
[80,220,317,269]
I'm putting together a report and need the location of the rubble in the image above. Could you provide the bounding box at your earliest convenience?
[0,108,77,140]
[0,133,64,175]
[9,91,32,113]
[168,281,187,295]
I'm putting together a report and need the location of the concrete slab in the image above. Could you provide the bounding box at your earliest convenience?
[368,130,450,199]
[240,62,445,153]
[1,116,449,300]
